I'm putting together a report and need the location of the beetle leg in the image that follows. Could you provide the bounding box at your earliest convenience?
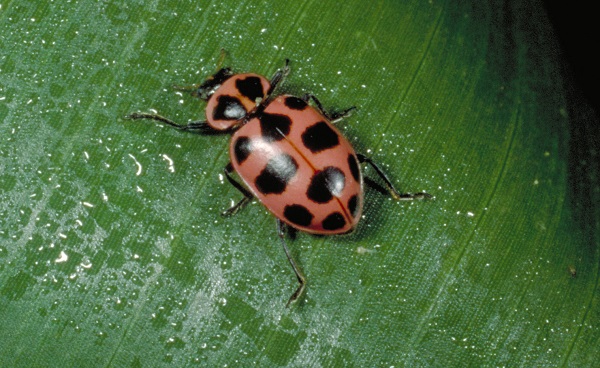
[303,94,356,123]
[221,196,252,217]
[221,163,254,217]
[265,59,291,98]
[277,219,306,307]
[174,50,233,101]
[357,153,432,200]
[126,113,222,134]
[215,48,227,71]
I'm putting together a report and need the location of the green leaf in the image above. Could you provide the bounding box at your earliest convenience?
[1,0,598,366]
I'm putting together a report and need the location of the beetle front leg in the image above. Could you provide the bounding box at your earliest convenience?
[126,113,220,134]
[174,50,234,100]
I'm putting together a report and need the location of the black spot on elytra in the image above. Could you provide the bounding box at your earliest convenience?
[322,212,346,231]
[213,95,246,121]
[348,154,360,182]
[284,96,307,110]
[348,195,359,217]
[306,167,346,203]
[301,121,339,153]
[233,136,252,165]
[260,113,292,142]
[284,204,314,227]
[255,154,298,194]
[235,76,264,101]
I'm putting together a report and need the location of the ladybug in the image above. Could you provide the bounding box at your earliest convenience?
[127,59,430,306]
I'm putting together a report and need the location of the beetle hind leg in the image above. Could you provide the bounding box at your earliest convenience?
[277,220,306,307]
[302,94,356,123]
[357,153,432,200]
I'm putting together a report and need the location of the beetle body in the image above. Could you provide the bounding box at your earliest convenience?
[127,59,429,306]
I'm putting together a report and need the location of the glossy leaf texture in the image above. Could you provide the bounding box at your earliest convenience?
[1,1,598,367]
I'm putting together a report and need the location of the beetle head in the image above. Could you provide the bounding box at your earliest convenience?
[193,68,233,100]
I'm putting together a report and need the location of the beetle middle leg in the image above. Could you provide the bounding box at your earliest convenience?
[357,153,431,200]
[265,59,291,98]
[221,162,254,217]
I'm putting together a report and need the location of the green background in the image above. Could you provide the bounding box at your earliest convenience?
[1,0,598,366]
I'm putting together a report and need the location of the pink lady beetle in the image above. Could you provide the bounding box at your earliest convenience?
[127,60,430,306]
